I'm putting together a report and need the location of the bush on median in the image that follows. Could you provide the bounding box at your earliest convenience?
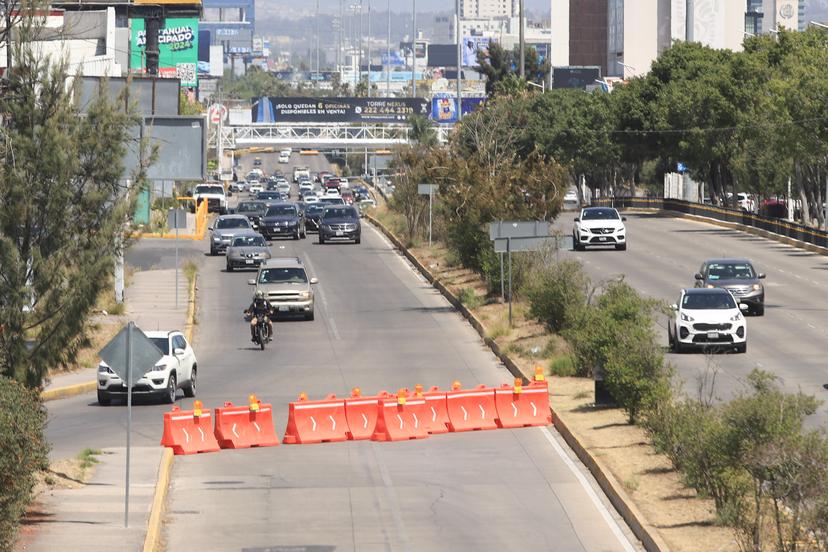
[0,376,49,550]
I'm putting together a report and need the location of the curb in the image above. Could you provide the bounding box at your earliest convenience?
[42,273,200,402]
[143,447,174,552]
[366,214,668,552]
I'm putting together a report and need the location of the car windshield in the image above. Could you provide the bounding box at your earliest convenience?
[257,192,280,199]
[307,206,325,215]
[320,198,345,205]
[266,206,296,216]
[323,207,358,219]
[149,337,170,355]
[581,208,619,220]
[238,202,265,212]
[195,185,224,195]
[258,267,308,284]
[216,218,249,229]
[706,262,755,281]
[682,293,736,310]
[232,235,265,247]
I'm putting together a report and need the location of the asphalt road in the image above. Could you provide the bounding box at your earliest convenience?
[555,211,828,427]
[45,153,640,551]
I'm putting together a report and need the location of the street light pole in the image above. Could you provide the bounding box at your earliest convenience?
[358,0,364,94]
[386,0,391,97]
[518,0,524,78]
[456,0,462,120]
[315,0,320,79]
[411,0,417,97]
[367,0,372,97]
[339,0,344,69]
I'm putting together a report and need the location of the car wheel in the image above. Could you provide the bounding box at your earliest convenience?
[675,340,686,354]
[183,367,197,398]
[573,234,584,251]
[667,327,674,350]
[736,343,747,354]
[615,243,627,251]
[164,374,177,404]
[97,390,111,406]
[226,262,234,272]
[753,304,764,316]
[294,232,300,240]
[301,229,307,239]
[209,246,217,256]
[319,235,325,245]
[305,310,315,321]
[355,235,361,244]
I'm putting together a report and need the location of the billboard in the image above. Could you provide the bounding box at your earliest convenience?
[430,96,485,124]
[462,36,491,66]
[252,97,430,124]
[427,44,457,67]
[552,66,601,90]
[130,18,198,88]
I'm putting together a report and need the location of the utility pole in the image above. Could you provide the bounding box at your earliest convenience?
[339,0,344,70]
[456,0,462,120]
[686,0,695,42]
[386,0,391,97]
[518,0,524,77]
[411,0,416,97]
[358,0,364,94]
[367,0,372,97]
[315,0,320,79]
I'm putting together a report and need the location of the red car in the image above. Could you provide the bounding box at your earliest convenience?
[341,190,355,205]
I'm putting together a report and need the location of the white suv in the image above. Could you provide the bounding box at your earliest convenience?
[97,330,198,405]
[192,183,228,214]
[573,207,627,251]
[668,288,748,354]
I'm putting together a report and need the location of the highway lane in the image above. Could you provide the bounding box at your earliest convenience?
[161,155,640,551]
[555,211,828,426]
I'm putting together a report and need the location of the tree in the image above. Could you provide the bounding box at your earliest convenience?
[219,67,290,100]
[476,42,550,96]
[407,114,437,147]
[0,36,146,387]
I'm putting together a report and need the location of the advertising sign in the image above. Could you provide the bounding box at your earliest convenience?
[252,97,429,124]
[131,17,198,88]
[552,66,601,90]
[462,36,491,66]
[430,96,485,124]
[381,51,405,67]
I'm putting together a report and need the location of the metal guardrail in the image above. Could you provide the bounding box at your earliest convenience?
[594,197,828,249]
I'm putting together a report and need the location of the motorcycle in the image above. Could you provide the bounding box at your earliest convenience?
[244,310,273,350]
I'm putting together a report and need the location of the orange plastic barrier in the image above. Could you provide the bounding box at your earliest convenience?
[283,393,349,444]
[494,379,552,428]
[421,385,450,434]
[371,389,429,442]
[445,383,499,432]
[160,402,220,455]
[344,387,382,440]
[214,395,279,449]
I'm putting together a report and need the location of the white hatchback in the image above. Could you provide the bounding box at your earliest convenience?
[97,330,198,405]
[668,288,748,354]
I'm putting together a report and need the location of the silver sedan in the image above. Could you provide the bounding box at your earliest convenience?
[225,232,272,272]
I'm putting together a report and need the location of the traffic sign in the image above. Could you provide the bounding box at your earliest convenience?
[418,184,438,195]
[488,220,550,240]
[492,236,569,253]
[208,103,227,125]
[98,323,163,382]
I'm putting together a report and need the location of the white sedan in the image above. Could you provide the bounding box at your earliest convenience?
[668,288,748,354]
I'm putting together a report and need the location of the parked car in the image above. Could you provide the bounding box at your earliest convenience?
[97,330,197,405]
[668,288,748,353]
[232,200,268,231]
[192,183,227,214]
[572,207,627,251]
[259,203,306,240]
[226,232,272,271]
[248,257,318,320]
[694,258,766,315]
[209,215,253,255]
[319,205,361,244]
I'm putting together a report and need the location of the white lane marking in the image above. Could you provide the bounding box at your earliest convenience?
[182,428,190,443]
[232,423,239,438]
[361,413,369,429]
[540,427,637,552]
[511,403,518,417]
[479,404,486,419]
[367,224,427,283]
[397,414,404,430]
[460,406,468,421]
[329,415,337,431]
[430,406,438,422]
[310,416,317,431]
[253,422,261,433]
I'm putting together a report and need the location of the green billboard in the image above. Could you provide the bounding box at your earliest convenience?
[130,18,198,88]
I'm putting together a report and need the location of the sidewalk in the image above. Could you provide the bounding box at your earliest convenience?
[18,447,162,552]
[44,268,189,392]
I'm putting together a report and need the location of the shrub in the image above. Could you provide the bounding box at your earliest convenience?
[548,355,577,377]
[457,287,483,309]
[525,259,590,333]
[0,377,49,549]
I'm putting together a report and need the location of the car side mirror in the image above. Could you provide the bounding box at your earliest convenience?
[247,279,256,286]
[173,347,185,356]
[694,273,703,280]
[670,303,678,310]
[739,303,749,311]
[573,217,579,222]
[621,216,627,221]
[757,273,766,279]
[310,277,319,285]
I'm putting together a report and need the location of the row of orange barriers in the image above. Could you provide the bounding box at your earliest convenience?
[160,369,552,455]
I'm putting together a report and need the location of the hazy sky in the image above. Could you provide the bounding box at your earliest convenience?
[263,0,551,16]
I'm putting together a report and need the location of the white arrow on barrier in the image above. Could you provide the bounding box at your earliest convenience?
[329,415,336,431]
[397,414,404,430]
[253,422,261,433]
[460,406,469,421]
[412,413,419,429]
[232,423,239,438]
[182,428,190,443]
[431,406,437,422]
[511,403,518,417]
[197,427,205,441]
[531,402,537,417]
[361,413,369,429]
[479,404,486,419]
[310,416,317,431]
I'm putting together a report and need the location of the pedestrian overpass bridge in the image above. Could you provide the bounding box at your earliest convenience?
[210,124,452,151]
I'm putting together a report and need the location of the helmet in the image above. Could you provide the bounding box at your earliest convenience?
[255,290,264,299]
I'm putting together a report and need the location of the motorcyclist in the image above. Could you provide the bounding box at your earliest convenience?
[245,290,273,343]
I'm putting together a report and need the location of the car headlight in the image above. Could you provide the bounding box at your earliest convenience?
[706,284,715,289]
[730,312,743,322]
[151,362,168,372]
[752,284,761,291]
[680,312,694,322]
[213,236,220,241]
[581,227,590,234]
[299,291,311,299]
[98,363,112,374]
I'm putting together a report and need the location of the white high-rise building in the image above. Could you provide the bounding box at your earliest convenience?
[460,0,518,19]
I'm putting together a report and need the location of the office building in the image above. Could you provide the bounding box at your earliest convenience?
[460,0,519,19]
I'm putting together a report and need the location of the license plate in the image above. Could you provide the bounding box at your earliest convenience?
[598,237,608,241]
[245,259,254,264]
[336,230,344,236]
[279,306,289,312]
[707,332,719,340]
